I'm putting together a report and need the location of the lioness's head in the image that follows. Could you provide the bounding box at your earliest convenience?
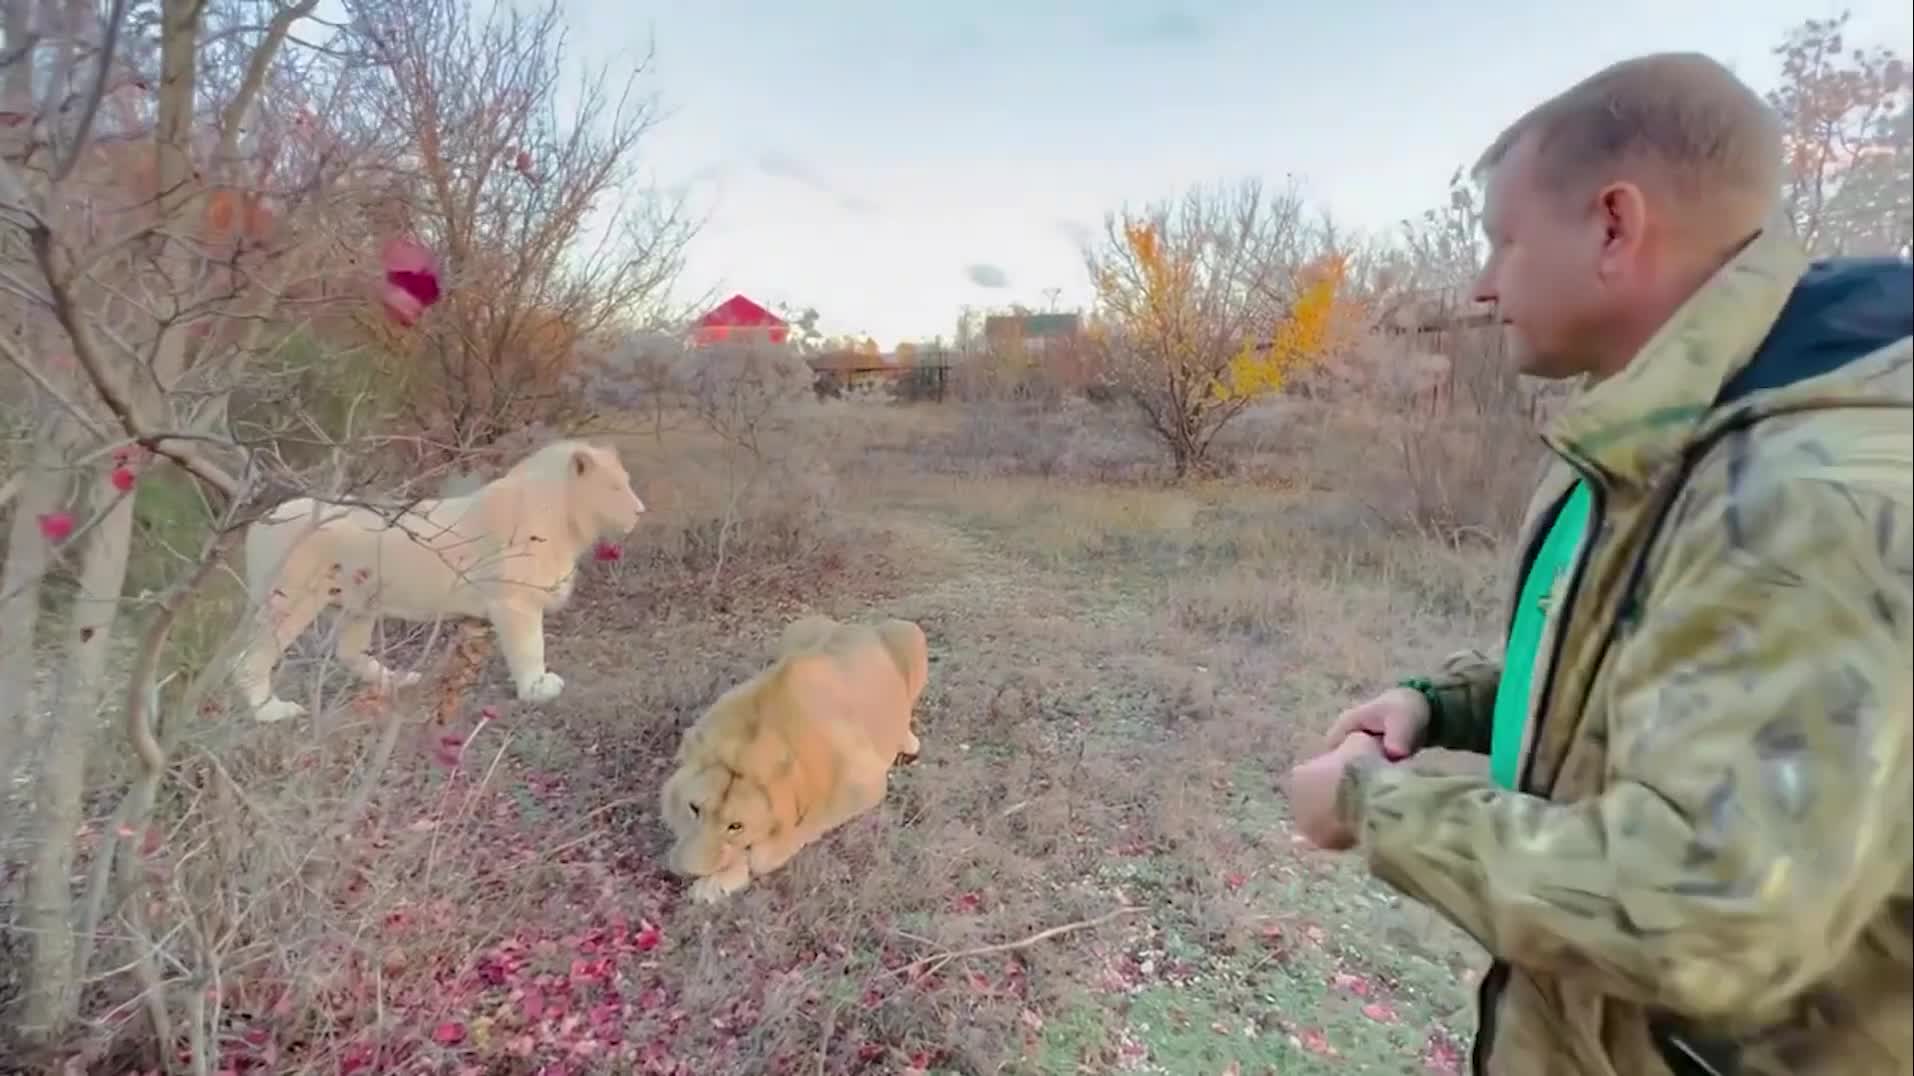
[658,692,802,878]
[562,442,645,539]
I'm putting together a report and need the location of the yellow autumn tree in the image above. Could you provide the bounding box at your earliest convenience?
[1214,252,1348,400]
[1084,178,1345,476]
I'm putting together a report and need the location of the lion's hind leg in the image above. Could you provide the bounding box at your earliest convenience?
[233,577,331,723]
[334,612,421,694]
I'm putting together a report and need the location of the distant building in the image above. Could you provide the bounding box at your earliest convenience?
[809,343,951,400]
[690,293,790,348]
[1380,283,1496,335]
[980,311,1098,392]
[983,312,1082,353]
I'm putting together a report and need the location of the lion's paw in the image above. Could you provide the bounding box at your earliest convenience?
[253,697,307,724]
[372,668,422,694]
[689,872,749,904]
[516,671,564,704]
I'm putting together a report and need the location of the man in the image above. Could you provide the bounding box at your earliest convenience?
[1282,52,1913,1076]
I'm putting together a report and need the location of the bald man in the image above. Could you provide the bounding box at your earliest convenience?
[1282,53,1912,1076]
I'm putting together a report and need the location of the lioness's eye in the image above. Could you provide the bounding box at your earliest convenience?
[727,822,743,832]
[687,803,700,817]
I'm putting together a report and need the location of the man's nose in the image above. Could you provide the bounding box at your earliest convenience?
[1469,271,1497,308]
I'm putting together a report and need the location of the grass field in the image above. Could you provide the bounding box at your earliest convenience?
[23,397,1531,1075]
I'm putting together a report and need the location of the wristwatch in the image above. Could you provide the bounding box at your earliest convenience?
[1395,676,1444,749]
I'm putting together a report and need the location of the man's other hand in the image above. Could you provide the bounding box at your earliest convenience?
[1283,732,1385,851]
[1320,687,1430,761]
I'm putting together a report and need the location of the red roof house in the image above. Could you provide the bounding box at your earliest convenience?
[691,293,790,347]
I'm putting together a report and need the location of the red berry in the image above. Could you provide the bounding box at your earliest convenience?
[37,512,75,542]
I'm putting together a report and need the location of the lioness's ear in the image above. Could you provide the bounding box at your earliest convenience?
[571,448,593,477]
[877,620,931,701]
[673,724,705,763]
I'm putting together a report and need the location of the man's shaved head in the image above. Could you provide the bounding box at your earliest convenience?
[1469,52,1789,381]
[1473,52,1784,239]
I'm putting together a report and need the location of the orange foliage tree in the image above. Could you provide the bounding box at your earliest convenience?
[1767,10,1912,257]
[1083,178,1348,476]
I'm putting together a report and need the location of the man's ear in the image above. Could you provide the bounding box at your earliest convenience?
[1595,181,1649,269]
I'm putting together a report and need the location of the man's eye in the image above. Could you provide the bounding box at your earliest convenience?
[727,822,743,832]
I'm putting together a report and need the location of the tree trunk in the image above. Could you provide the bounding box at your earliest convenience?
[16,481,137,1044]
[0,422,78,847]
[0,469,62,760]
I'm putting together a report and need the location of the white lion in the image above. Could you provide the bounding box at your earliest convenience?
[230,439,646,723]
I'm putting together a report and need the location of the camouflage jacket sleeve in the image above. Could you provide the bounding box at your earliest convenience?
[1415,649,1501,756]
[1339,463,1914,1021]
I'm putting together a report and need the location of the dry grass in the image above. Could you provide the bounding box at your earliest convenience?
[9,390,1536,1075]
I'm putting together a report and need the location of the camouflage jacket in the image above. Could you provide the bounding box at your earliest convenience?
[1339,228,1914,1076]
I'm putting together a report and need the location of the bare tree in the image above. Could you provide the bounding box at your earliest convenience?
[341,0,694,462]
[1394,168,1485,294]
[0,0,413,1048]
[0,0,683,1062]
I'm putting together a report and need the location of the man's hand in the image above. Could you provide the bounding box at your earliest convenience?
[1283,732,1386,851]
[1320,687,1430,760]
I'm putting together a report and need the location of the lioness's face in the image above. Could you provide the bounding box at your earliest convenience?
[659,762,780,877]
[574,446,646,537]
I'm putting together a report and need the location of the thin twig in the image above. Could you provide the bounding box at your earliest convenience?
[52,0,133,183]
[883,905,1140,981]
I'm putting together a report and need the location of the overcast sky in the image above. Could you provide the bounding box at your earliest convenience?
[557,0,1913,347]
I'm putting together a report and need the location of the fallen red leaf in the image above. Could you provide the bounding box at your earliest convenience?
[592,541,623,563]
[1332,971,1376,997]
[1223,872,1247,891]
[633,920,662,951]
[1362,1001,1398,1023]
[1297,1027,1337,1056]
[431,1020,466,1046]
[1421,1028,1467,1074]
